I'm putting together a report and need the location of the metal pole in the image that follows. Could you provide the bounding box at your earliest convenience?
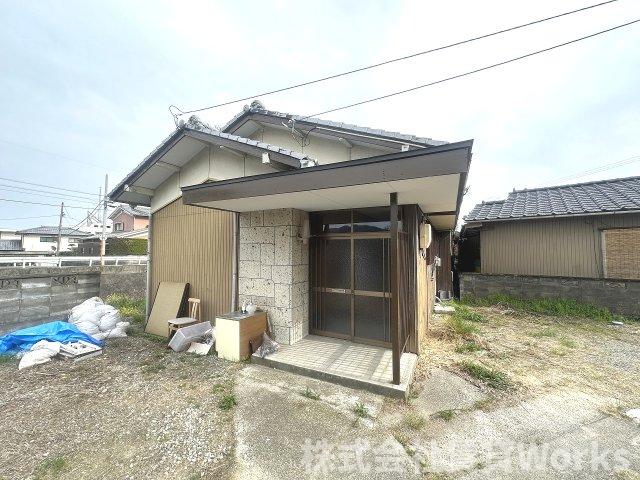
[101,174,108,266]
[56,202,64,256]
[390,192,401,385]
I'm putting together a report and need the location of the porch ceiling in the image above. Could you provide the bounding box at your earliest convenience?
[182,140,473,230]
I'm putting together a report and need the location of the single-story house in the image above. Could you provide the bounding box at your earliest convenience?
[460,176,640,316]
[109,102,473,389]
[15,227,91,254]
[109,205,150,232]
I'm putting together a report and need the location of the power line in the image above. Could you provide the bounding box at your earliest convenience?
[0,186,98,205]
[0,176,98,197]
[0,183,99,202]
[0,214,60,222]
[303,19,640,119]
[553,155,640,182]
[174,0,620,116]
[0,138,106,170]
[0,197,94,209]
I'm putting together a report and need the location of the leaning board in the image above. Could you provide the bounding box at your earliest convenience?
[145,282,189,337]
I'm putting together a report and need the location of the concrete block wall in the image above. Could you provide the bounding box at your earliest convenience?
[238,209,309,345]
[0,264,146,334]
[460,273,640,317]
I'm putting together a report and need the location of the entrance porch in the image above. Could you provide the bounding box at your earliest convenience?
[251,335,417,398]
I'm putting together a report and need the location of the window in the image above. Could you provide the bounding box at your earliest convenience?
[40,236,56,243]
[114,222,124,231]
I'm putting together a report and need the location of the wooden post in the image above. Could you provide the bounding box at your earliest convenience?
[390,192,400,385]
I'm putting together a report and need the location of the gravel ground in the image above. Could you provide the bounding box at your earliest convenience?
[0,335,242,480]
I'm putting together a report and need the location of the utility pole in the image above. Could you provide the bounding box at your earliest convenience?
[101,174,108,266]
[56,202,64,256]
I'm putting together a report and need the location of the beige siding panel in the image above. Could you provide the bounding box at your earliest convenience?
[150,198,235,323]
[480,214,640,278]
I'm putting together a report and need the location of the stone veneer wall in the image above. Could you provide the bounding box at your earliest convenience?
[238,209,309,344]
[460,272,640,317]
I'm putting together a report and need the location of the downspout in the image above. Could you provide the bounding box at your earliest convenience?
[145,212,153,322]
[231,213,239,312]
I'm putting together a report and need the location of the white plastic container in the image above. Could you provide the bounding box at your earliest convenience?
[168,321,213,352]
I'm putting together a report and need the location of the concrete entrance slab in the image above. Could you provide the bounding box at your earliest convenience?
[414,368,488,415]
[251,335,417,398]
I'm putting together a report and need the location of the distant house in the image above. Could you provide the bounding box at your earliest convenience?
[15,227,91,254]
[77,228,148,255]
[77,210,113,236]
[460,176,640,316]
[0,239,22,255]
[109,205,150,232]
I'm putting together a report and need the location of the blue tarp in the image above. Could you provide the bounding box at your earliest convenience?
[0,321,102,355]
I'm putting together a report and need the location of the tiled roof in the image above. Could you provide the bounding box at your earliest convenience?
[222,103,448,147]
[465,176,640,222]
[16,226,91,236]
[115,205,151,217]
[0,239,21,251]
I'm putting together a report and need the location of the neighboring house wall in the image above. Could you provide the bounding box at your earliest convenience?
[133,216,149,230]
[21,234,82,253]
[479,213,640,278]
[237,209,309,345]
[150,198,235,323]
[248,125,390,164]
[111,211,135,232]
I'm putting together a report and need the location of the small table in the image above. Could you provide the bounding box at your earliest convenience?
[216,310,267,361]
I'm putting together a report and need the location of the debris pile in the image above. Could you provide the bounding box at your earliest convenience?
[69,297,130,340]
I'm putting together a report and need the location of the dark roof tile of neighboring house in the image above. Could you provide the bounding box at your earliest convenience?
[465,176,640,222]
[222,103,448,147]
[0,239,21,251]
[16,226,90,236]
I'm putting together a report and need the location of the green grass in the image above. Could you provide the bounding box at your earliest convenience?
[445,315,479,338]
[460,294,625,322]
[455,340,485,353]
[530,327,558,338]
[559,337,577,348]
[34,456,68,479]
[105,293,145,323]
[459,361,512,390]
[434,409,455,421]
[404,412,426,430]
[301,387,320,400]
[0,355,16,365]
[218,394,238,411]
[454,305,486,323]
[353,402,370,418]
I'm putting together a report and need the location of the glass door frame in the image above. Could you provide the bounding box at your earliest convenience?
[310,230,392,348]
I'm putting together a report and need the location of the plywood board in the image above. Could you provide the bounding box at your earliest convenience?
[145,282,189,337]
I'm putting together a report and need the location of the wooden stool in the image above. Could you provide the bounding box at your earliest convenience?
[167,298,201,338]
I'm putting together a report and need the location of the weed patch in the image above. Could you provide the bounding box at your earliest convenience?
[455,341,485,353]
[218,394,238,411]
[445,316,478,338]
[353,402,369,418]
[404,412,426,430]
[459,361,512,390]
[530,327,558,338]
[301,387,320,400]
[105,293,145,323]
[559,337,577,348]
[0,355,16,365]
[34,456,67,479]
[460,294,624,322]
[434,409,455,421]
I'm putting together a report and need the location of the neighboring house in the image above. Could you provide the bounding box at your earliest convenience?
[0,229,20,241]
[461,176,640,316]
[110,102,473,388]
[109,205,150,232]
[16,227,91,254]
[77,210,113,236]
[0,239,22,255]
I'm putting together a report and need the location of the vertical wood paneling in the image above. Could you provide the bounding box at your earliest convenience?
[480,214,640,278]
[150,198,235,322]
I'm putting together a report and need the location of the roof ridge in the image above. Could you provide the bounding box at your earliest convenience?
[512,175,640,194]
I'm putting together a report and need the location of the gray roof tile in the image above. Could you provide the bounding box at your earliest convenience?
[464,176,640,222]
[222,105,448,147]
[16,226,90,236]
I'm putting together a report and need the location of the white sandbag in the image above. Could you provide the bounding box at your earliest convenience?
[94,321,130,340]
[74,320,100,336]
[98,311,122,332]
[75,308,103,326]
[69,297,104,322]
[18,340,61,370]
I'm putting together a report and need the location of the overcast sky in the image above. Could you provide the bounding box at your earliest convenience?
[1,0,639,230]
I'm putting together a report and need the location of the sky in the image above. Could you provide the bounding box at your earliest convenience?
[1,0,639,231]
